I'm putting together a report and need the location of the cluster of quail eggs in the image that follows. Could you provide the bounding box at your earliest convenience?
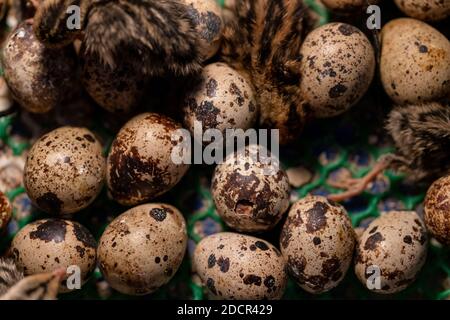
[0,0,448,301]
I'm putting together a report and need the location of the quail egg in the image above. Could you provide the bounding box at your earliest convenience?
[2,21,78,113]
[97,203,187,295]
[394,0,450,21]
[182,0,224,60]
[321,0,379,13]
[106,113,190,206]
[355,211,428,294]
[280,195,356,294]
[24,127,105,215]
[11,218,97,292]
[80,46,145,114]
[380,18,450,105]
[183,62,258,142]
[299,23,375,118]
[424,174,450,246]
[193,232,288,300]
[211,144,290,232]
[0,192,12,233]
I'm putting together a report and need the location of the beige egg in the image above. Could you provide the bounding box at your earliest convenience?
[24,127,105,216]
[97,203,187,295]
[394,0,450,21]
[280,195,356,294]
[80,46,145,114]
[211,144,290,232]
[424,174,450,246]
[11,218,97,292]
[106,113,190,206]
[2,21,78,113]
[182,0,224,60]
[380,18,450,105]
[0,192,12,232]
[193,232,287,300]
[299,23,375,118]
[321,0,379,13]
[183,62,258,141]
[355,211,428,294]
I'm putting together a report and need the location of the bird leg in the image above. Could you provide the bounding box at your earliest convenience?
[327,154,395,202]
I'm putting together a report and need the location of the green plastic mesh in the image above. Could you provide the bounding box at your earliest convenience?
[0,0,448,301]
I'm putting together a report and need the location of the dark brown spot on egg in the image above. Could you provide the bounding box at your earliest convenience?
[206,278,217,295]
[364,232,384,250]
[217,257,230,273]
[75,245,86,258]
[150,208,167,222]
[255,241,269,251]
[305,202,328,233]
[329,84,347,98]
[83,134,95,143]
[243,274,262,286]
[313,237,321,245]
[206,78,218,98]
[419,45,428,53]
[36,192,63,214]
[155,257,160,263]
[338,24,356,36]
[208,254,216,268]
[30,219,67,243]
[403,235,412,244]
[264,276,275,289]
[321,257,341,279]
[73,222,96,248]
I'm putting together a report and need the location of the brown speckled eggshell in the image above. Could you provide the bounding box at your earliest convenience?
[80,44,145,114]
[280,195,356,294]
[183,62,258,140]
[380,18,450,105]
[106,113,190,206]
[2,21,78,113]
[97,203,187,295]
[211,144,290,232]
[299,23,375,118]
[11,219,97,292]
[24,127,105,216]
[193,232,287,300]
[355,211,428,294]
[0,192,12,232]
[321,0,379,13]
[424,175,450,246]
[394,0,450,21]
[182,0,224,60]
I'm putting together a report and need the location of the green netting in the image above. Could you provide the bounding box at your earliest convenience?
[0,0,448,301]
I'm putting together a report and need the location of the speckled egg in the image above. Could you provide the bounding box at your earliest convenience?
[182,0,224,60]
[321,0,379,13]
[2,21,78,113]
[193,232,288,300]
[380,18,450,105]
[183,62,258,140]
[211,144,290,232]
[24,127,105,216]
[106,113,190,206]
[299,22,375,118]
[11,218,97,292]
[394,0,450,21]
[97,203,187,295]
[80,46,145,114]
[424,175,450,246]
[0,192,12,232]
[280,195,356,294]
[355,211,428,294]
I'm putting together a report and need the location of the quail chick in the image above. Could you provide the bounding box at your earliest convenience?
[328,101,450,201]
[33,0,204,76]
[0,258,64,300]
[220,0,311,144]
